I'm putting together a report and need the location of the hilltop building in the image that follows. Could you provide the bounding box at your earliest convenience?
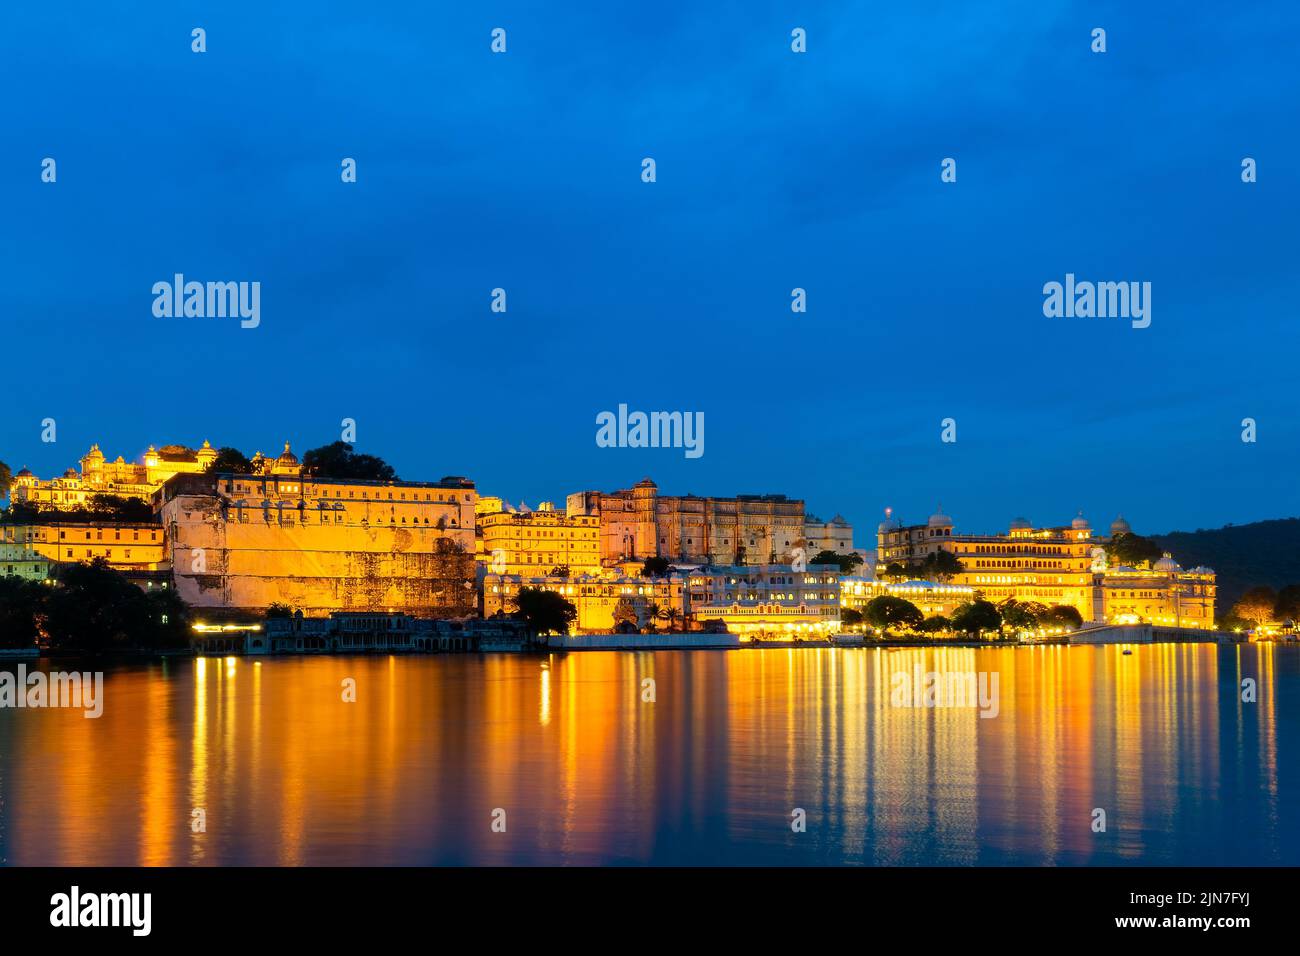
[9,441,219,508]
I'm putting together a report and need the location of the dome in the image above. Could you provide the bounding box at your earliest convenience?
[84,444,104,460]
[927,505,952,530]
[15,466,32,477]
[276,441,298,465]
[1110,515,1131,536]
[1153,552,1182,572]
[1189,565,1214,575]
[1071,510,1090,530]
[1010,516,1031,531]
[63,468,77,478]
[877,508,902,534]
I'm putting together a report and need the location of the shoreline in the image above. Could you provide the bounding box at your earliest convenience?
[9,635,1275,662]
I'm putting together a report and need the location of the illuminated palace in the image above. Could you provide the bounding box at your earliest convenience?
[475,500,601,576]
[8,441,219,507]
[566,477,851,566]
[877,509,1216,628]
[158,444,477,616]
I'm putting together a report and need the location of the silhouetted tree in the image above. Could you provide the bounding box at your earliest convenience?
[810,550,864,574]
[1039,604,1083,629]
[917,550,964,582]
[0,576,44,649]
[1233,586,1277,626]
[1105,532,1163,568]
[951,600,1002,636]
[862,595,923,630]
[302,442,397,481]
[641,556,670,578]
[513,587,577,636]
[206,447,253,474]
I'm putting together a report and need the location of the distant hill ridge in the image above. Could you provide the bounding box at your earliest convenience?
[1152,517,1300,611]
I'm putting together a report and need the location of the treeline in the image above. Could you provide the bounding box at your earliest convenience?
[845,596,1082,637]
[0,559,190,652]
[1223,584,1300,630]
[880,551,965,582]
[204,441,397,480]
[2,493,153,524]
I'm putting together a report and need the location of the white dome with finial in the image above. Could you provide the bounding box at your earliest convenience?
[1110,514,1131,536]
[927,505,952,530]
[1071,510,1090,530]
[1153,552,1182,572]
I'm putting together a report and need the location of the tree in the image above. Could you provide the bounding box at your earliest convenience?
[881,562,909,583]
[145,587,192,650]
[641,556,670,578]
[658,606,682,632]
[1105,532,1162,568]
[1233,587,1277,626]
[206,447,253,474]
[1274,584,1300,622]
[0,460,12,501]
[862,595,923,630]
[88,493,153,523]
[951,599,1002,636]
[549,565,571,579]
[612,597,640,632]
[266,602,294,619]
[998,599,1048,630]
[733,544,747,566]
[301,442,397,481]
[3,500,42,522]
[157,444,196,458]
[918,550,964,582]
[0,576,44,649]
[643,601,661,634]
[512,586,577,636]
[810,550,864,575]
[1039,604,1083,629]
[840,608,864,627]
[42,558,175,652]
[917,615,951,634]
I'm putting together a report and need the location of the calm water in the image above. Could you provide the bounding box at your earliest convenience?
[1,644,1296,866]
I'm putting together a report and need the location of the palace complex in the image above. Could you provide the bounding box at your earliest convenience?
[1,440,1217,632]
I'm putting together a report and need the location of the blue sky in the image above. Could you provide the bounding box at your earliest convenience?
[3,1,1298,538]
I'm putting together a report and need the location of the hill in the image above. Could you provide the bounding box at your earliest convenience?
[1153,518,1300,612]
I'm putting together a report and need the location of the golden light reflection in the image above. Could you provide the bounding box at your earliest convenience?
[0,645,1292,865]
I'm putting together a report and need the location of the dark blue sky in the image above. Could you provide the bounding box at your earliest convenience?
[3,2,1298,539]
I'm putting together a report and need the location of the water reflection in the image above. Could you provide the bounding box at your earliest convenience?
[0,644,1294,865]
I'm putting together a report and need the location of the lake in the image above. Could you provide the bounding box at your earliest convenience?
[1,643,1295,865]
